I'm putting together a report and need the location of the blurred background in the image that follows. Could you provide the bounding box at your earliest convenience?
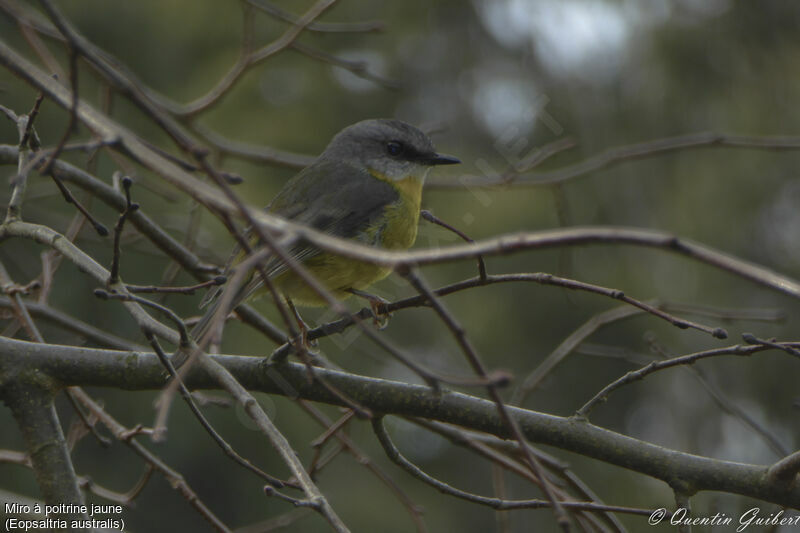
[1,0,800,531]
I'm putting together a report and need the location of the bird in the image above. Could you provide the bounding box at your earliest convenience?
[192,118,460,346]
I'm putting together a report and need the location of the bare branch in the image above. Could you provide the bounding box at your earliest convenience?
[192,124,315,168]
[576,341,800,418]
[39,45,78,174]
[177,0,339,117]
[3,335,800,508]
[108,175,138,283]
[289,41,401,90]
[768,451,800,486]
[428,132,800,189]
[127,276,227,296]
[274,274,727,362]
[246,0,385,33]
[514,305,645,404]
[643,335,789,457]
[421,209,486,280]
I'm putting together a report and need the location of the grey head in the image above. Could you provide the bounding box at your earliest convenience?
[319,119,460,181]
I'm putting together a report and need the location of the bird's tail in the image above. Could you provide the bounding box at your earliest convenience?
[190,272,262,343]
[190,297,221,342]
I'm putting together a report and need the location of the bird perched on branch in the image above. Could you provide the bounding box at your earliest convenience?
[193,118,460,346]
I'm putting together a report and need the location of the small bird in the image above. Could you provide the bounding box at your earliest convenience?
[194,118,460,343]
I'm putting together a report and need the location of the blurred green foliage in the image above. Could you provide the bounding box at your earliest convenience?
[2,1,800,531]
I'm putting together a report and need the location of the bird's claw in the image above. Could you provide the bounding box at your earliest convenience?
[368,298,391,330]
[290,319,319,355]
[349,289,392,330]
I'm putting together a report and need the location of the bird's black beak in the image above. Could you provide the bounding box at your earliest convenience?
[421,152,461,166]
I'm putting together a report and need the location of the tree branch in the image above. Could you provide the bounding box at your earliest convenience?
[2,335,798,509]
[427,132,800,189]
[1,383,87,521]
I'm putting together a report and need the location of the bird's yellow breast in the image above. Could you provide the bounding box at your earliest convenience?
[271,172,425,306]
[367,171,425,250]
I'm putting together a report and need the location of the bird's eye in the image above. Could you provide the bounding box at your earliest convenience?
[386,141,404,157]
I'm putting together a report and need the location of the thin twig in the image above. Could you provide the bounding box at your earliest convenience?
[36,0,196,147]
[643,334,789,458]
[40,45,78,173]
[177,0,339,117]
[246,0,384,33]
[421,210,486,280]
[18,18,65,79]
[575,341,796,418]
[742,332,800,358]
[38,204,88,304]
[300,401,428,532]
[289,41,401,90]
[514,305,646,404]
[192,124,315,168]
[274,274,727,363]
[127,276,227,295]
[109,175,138,283]
[428,132,800,189]
[63,389,112,448]
[20,92,44,148]
[187,242,373,420]
[194,213,300,356]
[94,289,190,347]
[0,297,143,351]
[0,259,146,462]
[0,261,44,342]
[5,105,31,222]
[48,172,110,236]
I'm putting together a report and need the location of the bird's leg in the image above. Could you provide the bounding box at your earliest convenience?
[286,297,318,353]
[347,288,391,330]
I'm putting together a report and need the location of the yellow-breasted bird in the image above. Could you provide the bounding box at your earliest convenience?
[193,118,460,341]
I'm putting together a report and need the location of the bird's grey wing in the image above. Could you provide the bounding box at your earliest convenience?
[231,159,399,303]
[260,159,399,276]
